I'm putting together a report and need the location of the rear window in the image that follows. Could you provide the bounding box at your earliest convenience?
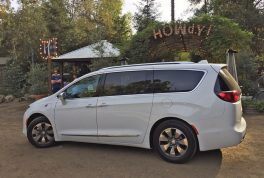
[214,68,241,92]
[153,70,205,93]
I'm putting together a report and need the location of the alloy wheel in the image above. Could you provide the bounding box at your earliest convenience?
[159,128,188,157]
[31,122,54,145]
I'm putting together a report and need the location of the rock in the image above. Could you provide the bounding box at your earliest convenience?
[0,95,5,103]
[18,97,26,102]
[24,94,31,101]
[19,94,31,102]
[5,95,15,103]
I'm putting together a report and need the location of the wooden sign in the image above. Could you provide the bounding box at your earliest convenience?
[39,38,58,59]
[153,23,212,40]
[148,23,213,61]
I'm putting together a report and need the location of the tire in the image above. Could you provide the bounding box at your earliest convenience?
[153,120,198,163]
[27,116,55,148]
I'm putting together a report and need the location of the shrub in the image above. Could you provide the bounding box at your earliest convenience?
[254,101,264,113]
[27,63,48,95]
[2,61,27,97]
[90,58,119,71]
[242,99,264,113]
[240,79,258,96]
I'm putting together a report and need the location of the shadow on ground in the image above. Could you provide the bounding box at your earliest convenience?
[52,141,223,178]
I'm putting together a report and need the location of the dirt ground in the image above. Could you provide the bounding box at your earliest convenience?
[0,101,263,178]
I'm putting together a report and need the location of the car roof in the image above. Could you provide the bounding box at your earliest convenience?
[98,61,226,73]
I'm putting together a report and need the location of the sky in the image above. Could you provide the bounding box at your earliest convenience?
[10,0,194,21]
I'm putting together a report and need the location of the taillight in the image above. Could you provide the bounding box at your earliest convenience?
[217,90,241,103]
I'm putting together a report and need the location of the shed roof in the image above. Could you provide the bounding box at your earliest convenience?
[54,40,120,62]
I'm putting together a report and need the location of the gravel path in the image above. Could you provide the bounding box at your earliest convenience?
[0,101,263,178]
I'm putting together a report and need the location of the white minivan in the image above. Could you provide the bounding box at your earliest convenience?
[23,62,246,163]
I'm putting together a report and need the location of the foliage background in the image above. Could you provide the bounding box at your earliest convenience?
[0,0,264,98]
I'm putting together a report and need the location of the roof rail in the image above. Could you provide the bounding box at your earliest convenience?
[100,61,194,71]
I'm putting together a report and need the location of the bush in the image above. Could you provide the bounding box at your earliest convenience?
[90,58,119,71]
[254,101,264,113]
[2,61,27,97]
[240,79,258,96]
[236,51,259,96]
[242,99,264,113]
[27,63,48,95]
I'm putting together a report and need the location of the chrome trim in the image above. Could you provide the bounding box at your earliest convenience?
[61,134,140,137]
[99,134,140,137]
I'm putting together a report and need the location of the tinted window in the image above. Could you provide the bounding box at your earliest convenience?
[215,68,241,92]
[65,75,100,98]
[103,71,153,96]
[154,70,204,93]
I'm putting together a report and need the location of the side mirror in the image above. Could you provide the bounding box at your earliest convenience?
[58,92,66,101]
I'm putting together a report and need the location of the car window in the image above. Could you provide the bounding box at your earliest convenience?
[154,70,204,93]
[65,75,100,99]
[103,71,153,96]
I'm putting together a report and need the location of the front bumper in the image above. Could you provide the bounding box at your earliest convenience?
[22,109,30,137]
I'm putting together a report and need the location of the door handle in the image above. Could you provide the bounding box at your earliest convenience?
[98,103,108,107]
[85,104,96,108]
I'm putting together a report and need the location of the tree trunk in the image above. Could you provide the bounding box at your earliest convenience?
[204,0,207,14]
[171,0,175,22]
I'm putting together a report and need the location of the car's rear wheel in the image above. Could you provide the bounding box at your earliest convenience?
[27,116,55,148]
[153,120,198,163]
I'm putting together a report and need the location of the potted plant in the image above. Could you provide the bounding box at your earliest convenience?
[27,63,48,100]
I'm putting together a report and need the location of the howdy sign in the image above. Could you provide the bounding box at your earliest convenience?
[153,23,212,40]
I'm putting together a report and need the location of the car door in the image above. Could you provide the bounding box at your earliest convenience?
[54,74,101,141]
[97,70,154,144]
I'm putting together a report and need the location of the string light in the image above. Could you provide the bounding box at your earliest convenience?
[39,38,58,59]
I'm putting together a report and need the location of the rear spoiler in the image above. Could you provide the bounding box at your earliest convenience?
[210,64,227,73]
[198,60,209,64]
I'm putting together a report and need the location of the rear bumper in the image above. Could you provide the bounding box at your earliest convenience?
[198,117,247,151]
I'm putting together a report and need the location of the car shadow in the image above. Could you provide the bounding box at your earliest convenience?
[58,141,222,178]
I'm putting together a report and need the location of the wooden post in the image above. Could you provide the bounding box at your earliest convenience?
[48,57,52,95]
[171,0,175,22]
[59,62,64,88]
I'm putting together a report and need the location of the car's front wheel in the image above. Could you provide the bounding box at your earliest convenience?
[27,116,55,148]
[153,120,198,163]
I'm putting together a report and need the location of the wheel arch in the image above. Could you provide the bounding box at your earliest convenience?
[27,113,49,128]
[149,117,199,149]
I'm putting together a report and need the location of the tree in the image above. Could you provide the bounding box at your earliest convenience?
[191,15,253,63]
[1,2,48,67]
[189,0,264,55]
[95,0,123,41]
[124,22,163,64]
[2,60,27,97]
[188,0,210,14]
[134,0,160,32]
[0,0,10,56]
[112,13,132,46]
[42,0,75,53]
[62,0,130,52]
[236,51,259,96]
[211,0,264,55]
